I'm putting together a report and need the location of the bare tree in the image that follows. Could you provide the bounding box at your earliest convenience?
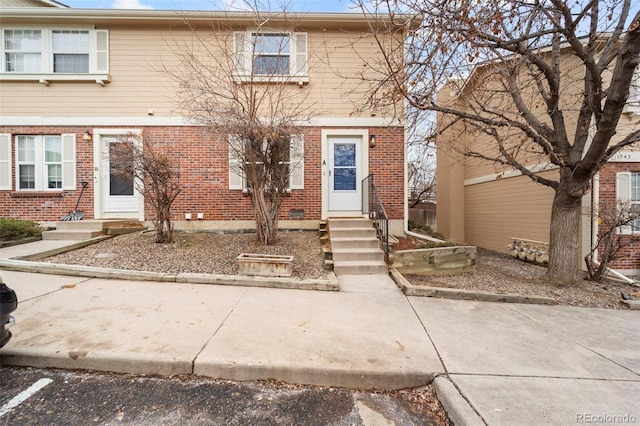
[110,132,182,243]
[165,6,312,245]
[408,130,436,207]
[354,0,640,283]
[585,201,640,282]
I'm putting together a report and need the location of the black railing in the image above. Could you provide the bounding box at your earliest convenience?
[362,174,389,264]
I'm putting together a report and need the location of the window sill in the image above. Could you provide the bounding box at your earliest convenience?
[10,191,64,198]
[0,73,111,85]
[233,75,309,85]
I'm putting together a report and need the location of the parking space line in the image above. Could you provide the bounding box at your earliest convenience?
[0,378,53,417]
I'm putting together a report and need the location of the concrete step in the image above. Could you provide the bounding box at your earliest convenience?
[328,218,372,229]
[329,227,377,239]
[104,222,146,235]
[332,247,384,262]
[55,220,105,231]
[333,260,388,275]
[42,230,104,240]
[330,237,381,250]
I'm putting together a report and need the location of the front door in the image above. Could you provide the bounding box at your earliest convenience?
[328,136,362,211]
[99,136,141,217]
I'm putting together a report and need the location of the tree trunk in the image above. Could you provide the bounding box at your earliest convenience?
[547,189,583,284]
[251,188,280,245]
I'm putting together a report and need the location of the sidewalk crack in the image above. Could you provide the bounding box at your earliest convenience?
[190,287,250,374]
[405,296,450,375]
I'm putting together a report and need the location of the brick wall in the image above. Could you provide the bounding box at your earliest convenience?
[597,162,640,271]
[368,126,405,220]
[0,125,405,223]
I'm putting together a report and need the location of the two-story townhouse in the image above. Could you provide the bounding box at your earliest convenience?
[0,0,414,236]
[435,53,640,275]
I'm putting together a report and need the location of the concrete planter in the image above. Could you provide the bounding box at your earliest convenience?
[390,246,476,276]
[237,253,293,277]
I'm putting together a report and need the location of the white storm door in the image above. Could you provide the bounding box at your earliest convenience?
[328,136,362,211]
[102,137,139,214]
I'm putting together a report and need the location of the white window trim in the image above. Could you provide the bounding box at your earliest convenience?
[228,134,304,190]
[233,29,308,84]
[0,133,11,190]
[14,134,76,191]
[616,171,640,235]
[0,26,110,85]
[623,65,640,115]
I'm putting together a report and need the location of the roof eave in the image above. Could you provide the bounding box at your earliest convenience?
[0,8,420,30]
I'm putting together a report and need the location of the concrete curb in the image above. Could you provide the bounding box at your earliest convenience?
[434,376,486,426]
[0,348,193,377]
[390,267,558,305]
[10,236,113,260]
[195,362,436,391]
[621,300,640,310]
[0,259,339,291]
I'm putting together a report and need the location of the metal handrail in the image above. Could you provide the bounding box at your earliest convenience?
[362,174,389,264]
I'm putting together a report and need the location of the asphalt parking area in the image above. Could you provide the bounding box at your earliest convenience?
[0,367,450,425]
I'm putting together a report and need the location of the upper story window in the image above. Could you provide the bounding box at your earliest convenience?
[4,29,42,72]
[625,66,640,115]
[234,30,307,83]
[52,30,90,73]
[252,33,290,75]
[1,27,109,83]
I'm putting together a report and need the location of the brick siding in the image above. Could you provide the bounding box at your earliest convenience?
[0,125,405,223]
[597,162,640,271]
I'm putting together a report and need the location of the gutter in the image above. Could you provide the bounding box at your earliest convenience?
[0,8,422,29]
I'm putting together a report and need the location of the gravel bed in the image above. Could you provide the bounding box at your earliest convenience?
[43,230,331,280]
[43,231,639,309]
[406,248,640,309]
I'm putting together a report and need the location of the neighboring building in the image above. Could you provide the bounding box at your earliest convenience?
[0,0,414,235]
[436,53,640,275]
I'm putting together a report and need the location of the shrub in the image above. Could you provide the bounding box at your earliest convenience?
[416,241,457,249]
[408,220,446,241]
[0,218,42,242]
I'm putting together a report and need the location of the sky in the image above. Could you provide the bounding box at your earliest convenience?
[59,0,354,13]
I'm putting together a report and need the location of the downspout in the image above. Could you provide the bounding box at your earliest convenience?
[403,130,445,243]
[591,173,600,264]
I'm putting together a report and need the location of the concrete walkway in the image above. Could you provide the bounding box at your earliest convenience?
[1,240,639,425]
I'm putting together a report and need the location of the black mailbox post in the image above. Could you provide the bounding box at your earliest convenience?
[0,276,17,349]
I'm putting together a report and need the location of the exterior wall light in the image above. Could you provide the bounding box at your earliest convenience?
[83,130,93,142]
[369,134,377,148]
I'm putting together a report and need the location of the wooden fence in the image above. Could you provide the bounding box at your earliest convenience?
[409,206,436,229]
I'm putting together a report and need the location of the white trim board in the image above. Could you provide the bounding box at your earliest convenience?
[609,152,640,162]
[0,116,401,128]
[464,163,558,186]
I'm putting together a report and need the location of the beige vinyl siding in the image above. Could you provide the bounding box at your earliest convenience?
[450,53,590,181]
[0,0,52,7]
[0,27,397,119]
[464,170,557,253]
